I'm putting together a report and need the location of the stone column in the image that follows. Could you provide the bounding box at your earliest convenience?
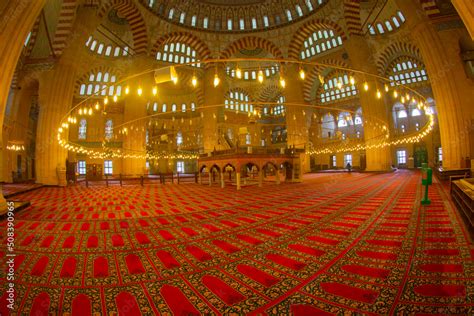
[35,6,100,185]
[2,84,36,182]
[36,63,76,185]
[0,0,45,211]
[202,66,226,153]
[220,171,224,188]
[284,64,311,173]
[275,169,280,184]
[122,95,146,175]
[258,169,263,187]
[396,0,472,169]
[344,35,392,171]
[208,171,212,186]
[452,0,474,40]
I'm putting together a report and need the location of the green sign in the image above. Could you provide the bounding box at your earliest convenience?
[421,163,432,205]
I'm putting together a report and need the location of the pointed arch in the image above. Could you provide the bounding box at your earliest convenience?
[303,59,350,102]
[375,41,423,75]
[151,31,212,62]
[288,18,347,60]
[52,0,79,57]
[343,0,363,36]
[98,0,148,54]
[220,36,283,59]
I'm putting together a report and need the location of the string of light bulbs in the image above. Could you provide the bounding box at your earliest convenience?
[57,58,433,159]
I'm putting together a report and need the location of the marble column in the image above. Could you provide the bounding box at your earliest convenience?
[122,95,146,175]
[284,64,311,173]
[345,35,392,171]
[35,6,100,185]
[452,0,474,40]
[0,0,45,212]
[202,66,226,153]
[396,0,472,169]
[36,64,75,185]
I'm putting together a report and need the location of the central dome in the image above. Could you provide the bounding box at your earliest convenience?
[142,0,327,33]
[196,0,265,5]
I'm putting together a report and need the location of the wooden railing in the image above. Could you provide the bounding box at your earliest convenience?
[81,172,198,187]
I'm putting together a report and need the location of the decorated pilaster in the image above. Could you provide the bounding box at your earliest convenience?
[0,0,45,211]
[36,6,100,185]
[202,65,226,153]
[345,35,392,171]
[396,0,473,169]
[284,64,311,173]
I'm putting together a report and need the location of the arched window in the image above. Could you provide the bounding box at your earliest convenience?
[176,131,183,145]
[191,102,196,111]
[301,28,343,59]
[225,90,253,113]
[162,104,167,112]
[156,41,200,67]
[387,57,428,86]
[85,36,129,58]
[411,108,421,116]
[78,70,121,97]
[296,5,303,16]
[354,116,362,125]
[172,104,177,112]
[319,73,357,103]
[105,119,113,139]
[398,110,408,118]
[78,119,87,139]
[321,113,335,138]
[181,103,186,112]
[338,112,352,127]
[369,11,406,35]
[273,95,285,115]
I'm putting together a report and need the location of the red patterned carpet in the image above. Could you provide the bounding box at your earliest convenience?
[1,171,473,315]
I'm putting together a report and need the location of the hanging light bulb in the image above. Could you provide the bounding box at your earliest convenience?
[376,89,382,99]
[104,96,109,105]
[113,95,118,102]
[257,69,264,83]
[280,76,286,88]
[349,76,355,85]
[125,86,130,95]
[401,96,406,103]
[384,84,389,92]
[363,82,369,91]
[213,73,220,87]
[318,74,325,85]
[137,87,143,96]
[152,86,158,96]
[393,90,398,98]
[236,67,242,79]
[95,102,100,110]
[172,75,178,84]
[337,80,343,90]
[299,68,305,80]
[78,108,83,115]
[88,108,93,115]
[191,75,197,87]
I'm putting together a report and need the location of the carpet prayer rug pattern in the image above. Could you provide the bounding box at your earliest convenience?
[1,171,473,315]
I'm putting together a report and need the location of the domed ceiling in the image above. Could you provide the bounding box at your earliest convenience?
[141,0,327,32]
